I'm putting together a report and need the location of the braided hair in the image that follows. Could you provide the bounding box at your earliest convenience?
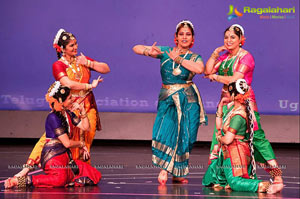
[228,79,256,178]
[52,109,69,134]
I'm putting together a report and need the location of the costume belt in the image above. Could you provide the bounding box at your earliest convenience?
[45,138,63,145]
[71,89,91,97]
[162,82,193,90]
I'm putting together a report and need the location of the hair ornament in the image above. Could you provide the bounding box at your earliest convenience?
[176,20,194,31]
[230,24,245,35]
[65,33,75,40]
[48,81,61,97]
[53,29,65,45]
[235,79,249,94]
[60,88,65,94]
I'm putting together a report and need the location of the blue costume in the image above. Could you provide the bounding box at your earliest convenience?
[152,46,207,177]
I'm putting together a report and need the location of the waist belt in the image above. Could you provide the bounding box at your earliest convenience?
[71,89,91,97]
[162,82,193,90]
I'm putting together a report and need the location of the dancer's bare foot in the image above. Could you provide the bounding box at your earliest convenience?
[4,177,18,189]
[14,168,30,178]
[172,177,188,184]
[268,182,284,194]
[158,170,168,185]
[213,184,223,191]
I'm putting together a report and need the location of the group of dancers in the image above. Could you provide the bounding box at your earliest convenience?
[4,20,283,194]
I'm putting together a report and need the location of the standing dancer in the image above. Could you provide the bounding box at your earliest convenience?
[204,24,283,192]
[5,82,101,188]
[133,20,207,185]
[15,29,110,177]
[202,79,280,194]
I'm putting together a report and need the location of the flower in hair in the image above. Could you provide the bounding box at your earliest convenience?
[48,81,61,97]
[53,28,65,45]
[53,44,62,53]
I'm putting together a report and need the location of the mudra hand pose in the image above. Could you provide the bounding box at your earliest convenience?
[15,29,110,178]
[204,24,283,192]
[133,20,207,185]
[5,82,101,188]
[202,79,281,194]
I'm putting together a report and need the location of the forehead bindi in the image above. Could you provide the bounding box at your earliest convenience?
[178,27,192,34]
[225,30,238,38]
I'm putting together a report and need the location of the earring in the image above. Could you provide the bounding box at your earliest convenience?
[174,38,178,46]
[190,40,194,48]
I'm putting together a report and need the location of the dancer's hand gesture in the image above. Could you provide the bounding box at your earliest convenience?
[148,42,163,57]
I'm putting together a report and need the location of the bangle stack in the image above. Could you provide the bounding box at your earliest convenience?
[174,56,184,65]
[80,112,87,119]
[143,48,150,56]
[86,60,91,67]
[85,83,92,90]
[216,134,222,143]
[23,164,35,171]
[80,141,85,148]
[216,111,224,118]
[90,61,94,69]
[86,60,94,69]
[211,51,219,60]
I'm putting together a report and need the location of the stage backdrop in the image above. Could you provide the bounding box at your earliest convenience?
[0,0,299,115]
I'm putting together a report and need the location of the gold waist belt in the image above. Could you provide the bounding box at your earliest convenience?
[162,82,193,90]
[71,89,90,97]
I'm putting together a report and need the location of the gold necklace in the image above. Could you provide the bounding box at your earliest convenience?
[61,56,82,80]
[177,47,190,54]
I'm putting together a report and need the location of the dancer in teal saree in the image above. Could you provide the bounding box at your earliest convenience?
[133,20,207,185]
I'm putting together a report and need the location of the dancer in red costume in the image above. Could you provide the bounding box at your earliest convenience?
[5,82,101,188]
[14,29,110,178]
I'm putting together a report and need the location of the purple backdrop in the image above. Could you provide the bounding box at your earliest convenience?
[0,0,299,115]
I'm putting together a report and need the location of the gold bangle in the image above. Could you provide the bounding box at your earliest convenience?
[179,57,184,65]
[216,134,222,143]
[87,60,91,67]
[80,113,87,119]
[79,141,85,148]
[211,51,219,60]
[216,111,224,118]
[143,48,150,56]
[174,56,182,64]
[90,61,94,69]
[85,83,92,90]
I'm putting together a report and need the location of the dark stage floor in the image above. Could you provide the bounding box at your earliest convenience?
[0,140,299,198]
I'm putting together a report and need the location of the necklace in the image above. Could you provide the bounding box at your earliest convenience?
[221,48,241,74]
[61,56,82,80]
[172,49,189,76]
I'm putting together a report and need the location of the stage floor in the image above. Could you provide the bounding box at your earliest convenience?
[0,141,299,198]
